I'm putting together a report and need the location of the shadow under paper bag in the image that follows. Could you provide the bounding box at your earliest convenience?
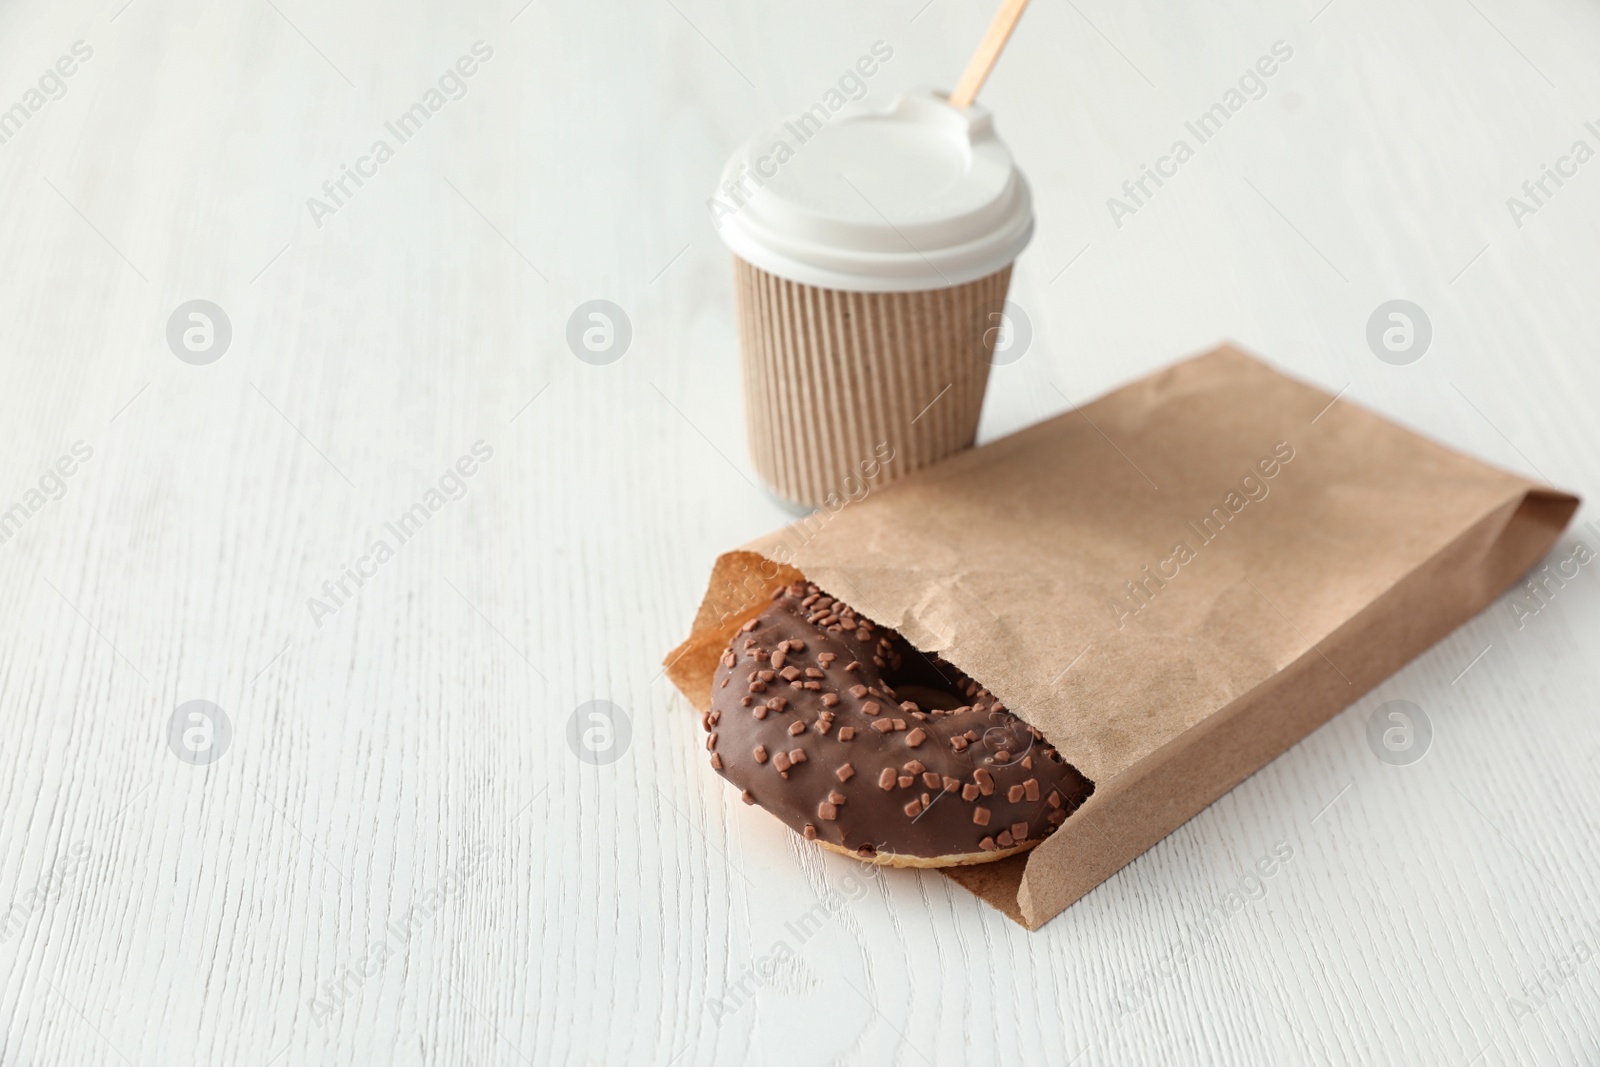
[665,345,1577,929]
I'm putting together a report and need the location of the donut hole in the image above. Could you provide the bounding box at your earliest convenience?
[892,683,964,713]
[877,648,977,712]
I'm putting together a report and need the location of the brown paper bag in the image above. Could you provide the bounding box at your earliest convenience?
[665,345,1577,929]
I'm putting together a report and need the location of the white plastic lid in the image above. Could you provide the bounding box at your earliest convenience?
[710,89,1034,293]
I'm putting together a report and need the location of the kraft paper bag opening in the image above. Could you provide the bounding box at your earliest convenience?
[665,345,1578,929]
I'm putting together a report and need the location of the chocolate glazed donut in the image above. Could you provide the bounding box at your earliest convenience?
[701,581,1094,867]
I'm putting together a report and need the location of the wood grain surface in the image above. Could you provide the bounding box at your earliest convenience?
[2,0,1598,1064]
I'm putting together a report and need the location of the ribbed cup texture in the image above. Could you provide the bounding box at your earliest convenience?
[732,256,1013,509]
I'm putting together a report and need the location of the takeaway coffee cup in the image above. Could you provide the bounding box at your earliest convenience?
[711,89,1034,510]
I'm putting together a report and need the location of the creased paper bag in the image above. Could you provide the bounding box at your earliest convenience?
[665,345,1577,929]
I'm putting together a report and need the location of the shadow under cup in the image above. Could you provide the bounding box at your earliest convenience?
[732,255,1014,511]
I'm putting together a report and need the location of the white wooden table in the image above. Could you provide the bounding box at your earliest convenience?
[3,0,1599,1063]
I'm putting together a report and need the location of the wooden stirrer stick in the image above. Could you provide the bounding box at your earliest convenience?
[946,0,1032,108]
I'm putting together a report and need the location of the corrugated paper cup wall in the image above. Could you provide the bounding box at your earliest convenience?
[734,256,1013,509]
